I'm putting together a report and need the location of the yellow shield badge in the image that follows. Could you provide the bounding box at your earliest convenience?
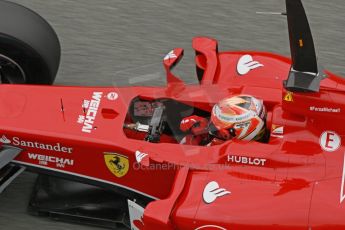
[104,153,129,178]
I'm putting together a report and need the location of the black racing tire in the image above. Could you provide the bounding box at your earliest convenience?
[0,1,60,84]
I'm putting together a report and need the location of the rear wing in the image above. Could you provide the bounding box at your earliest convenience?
[284,0,327,92]
[162,0,327,91]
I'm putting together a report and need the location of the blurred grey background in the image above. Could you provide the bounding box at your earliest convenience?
[0,0,344,229]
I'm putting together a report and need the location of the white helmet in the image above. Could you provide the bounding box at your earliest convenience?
[210,95,266,141]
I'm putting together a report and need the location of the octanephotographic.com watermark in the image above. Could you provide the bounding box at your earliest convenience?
[132,162,231,171]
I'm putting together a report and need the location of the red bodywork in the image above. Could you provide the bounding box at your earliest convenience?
[1,35,345,230]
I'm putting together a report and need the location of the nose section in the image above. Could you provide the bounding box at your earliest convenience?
[0,89,26,119]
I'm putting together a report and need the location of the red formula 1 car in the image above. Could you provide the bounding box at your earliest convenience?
[1,0,345,229]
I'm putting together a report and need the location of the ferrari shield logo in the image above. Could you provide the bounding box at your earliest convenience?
[284,91,293,102]
[104,153,129,178]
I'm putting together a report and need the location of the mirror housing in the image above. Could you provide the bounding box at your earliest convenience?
[163,48,184,85]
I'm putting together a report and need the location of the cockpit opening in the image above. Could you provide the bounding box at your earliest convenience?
[123,95,278,146]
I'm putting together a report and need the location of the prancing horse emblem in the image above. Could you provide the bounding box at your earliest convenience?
[104,152,129,178]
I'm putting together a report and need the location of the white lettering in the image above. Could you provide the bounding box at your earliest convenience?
[227,155,267,166]
[39,161,48,166]
[12,137,20,145]
[28,153,74,166]
[82,100,90,109]
[77,115,85,124]
[28,153,38,160]
[56,163,65,168]
[310,106,341,113]
[10,137,73,153]
[81,92,103,133]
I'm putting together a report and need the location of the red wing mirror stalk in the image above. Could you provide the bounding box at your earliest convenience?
[192,37,219,84]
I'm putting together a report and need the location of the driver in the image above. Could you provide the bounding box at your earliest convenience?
[180,95,267,146]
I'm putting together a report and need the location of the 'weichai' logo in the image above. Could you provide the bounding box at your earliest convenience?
[77,92,103,133]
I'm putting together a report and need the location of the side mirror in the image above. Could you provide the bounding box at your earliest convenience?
[163,48,183,70]
[163,48,184,85]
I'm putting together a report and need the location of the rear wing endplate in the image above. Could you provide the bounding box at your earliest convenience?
[284,0,328,92]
